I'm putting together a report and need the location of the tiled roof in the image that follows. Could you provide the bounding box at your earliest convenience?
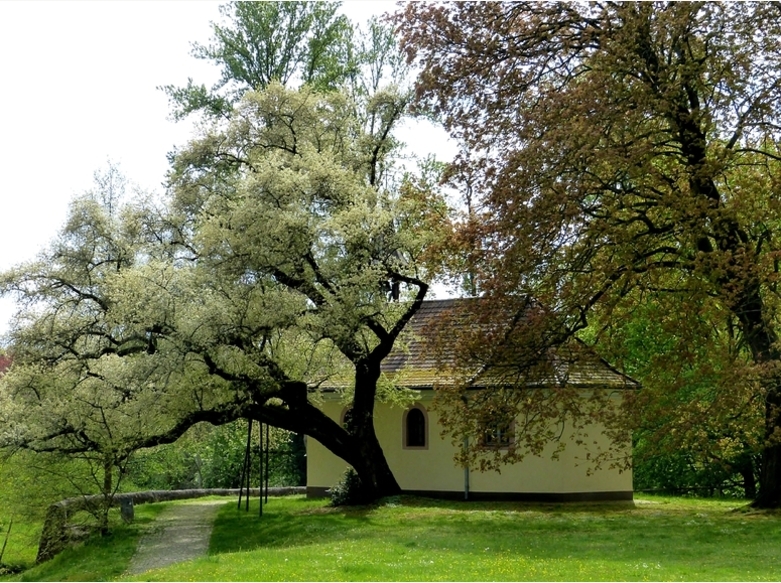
[381,299,463,383]
[320,298,636,391]
[380,298,635,389]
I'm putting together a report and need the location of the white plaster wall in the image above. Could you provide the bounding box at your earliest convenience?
[307,390,632,496]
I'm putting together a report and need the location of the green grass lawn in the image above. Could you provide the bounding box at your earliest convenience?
[8,494,781,581]
[140,495,779,582]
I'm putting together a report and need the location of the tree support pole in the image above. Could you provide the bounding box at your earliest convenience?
[259,421,263,517]
[265,422,270,504]
[238,419,252,511]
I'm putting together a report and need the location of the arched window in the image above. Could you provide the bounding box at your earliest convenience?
[404,406,427,449]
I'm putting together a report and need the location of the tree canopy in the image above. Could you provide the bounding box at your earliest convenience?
[0,81,448,500]
[0,1,448,505]
[399,1,781,506]
[162,1,352,119]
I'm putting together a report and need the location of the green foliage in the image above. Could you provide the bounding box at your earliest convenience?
[125,422,305,490]
[193,423,247,489]
[329,468,369,507]
[163,1,353,119]
[633,447,757,498]
[200,2,351,88]
[0,449,143,570]
[162,1,408,121]
[587,293,761,497]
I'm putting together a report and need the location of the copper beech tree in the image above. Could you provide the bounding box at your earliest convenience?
[399,2,781,506]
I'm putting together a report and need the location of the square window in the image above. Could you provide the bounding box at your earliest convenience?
[481,422,513,448]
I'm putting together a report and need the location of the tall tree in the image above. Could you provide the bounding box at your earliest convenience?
[161,1,408,122]
[0,84,446,501]
[399,2,781,506]
[162,1,353,119]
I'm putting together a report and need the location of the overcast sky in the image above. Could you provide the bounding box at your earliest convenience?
[0,1,455,338]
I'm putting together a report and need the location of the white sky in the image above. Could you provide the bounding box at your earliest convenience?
[0,1,456,339]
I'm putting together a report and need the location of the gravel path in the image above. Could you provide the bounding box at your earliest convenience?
[126,500,226,575]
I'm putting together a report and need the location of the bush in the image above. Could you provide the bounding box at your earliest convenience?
[633,449,757,498]
[329,468,370,506]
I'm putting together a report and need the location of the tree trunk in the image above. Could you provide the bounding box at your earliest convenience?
[754,388,781,507]
[99,457,113,535]
[253,379,401,503]
[756,445,781,507]
[346,360,401,499]
[103,457,112,496]
[737,455,757,500]
[317,418,401,500]
[350,425,401,499]
[735,296,781,508]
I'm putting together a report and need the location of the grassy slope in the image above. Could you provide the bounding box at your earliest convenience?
[0,516,43,572]
[1,503,167,583]
[123,495,780,582]
[0,455,160,573]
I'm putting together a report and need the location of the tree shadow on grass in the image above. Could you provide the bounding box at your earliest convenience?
[208,495,635,558]
[203,494,781,581]
[209,497,374,555]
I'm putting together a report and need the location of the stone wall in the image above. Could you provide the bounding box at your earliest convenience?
[36,487,305,563]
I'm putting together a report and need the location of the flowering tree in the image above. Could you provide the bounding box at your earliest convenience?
[0,84,449,502]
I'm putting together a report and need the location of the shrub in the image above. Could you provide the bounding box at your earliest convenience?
[329,468,370,506]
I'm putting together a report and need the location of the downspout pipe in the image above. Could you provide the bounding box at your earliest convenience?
[463,436,470,501]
